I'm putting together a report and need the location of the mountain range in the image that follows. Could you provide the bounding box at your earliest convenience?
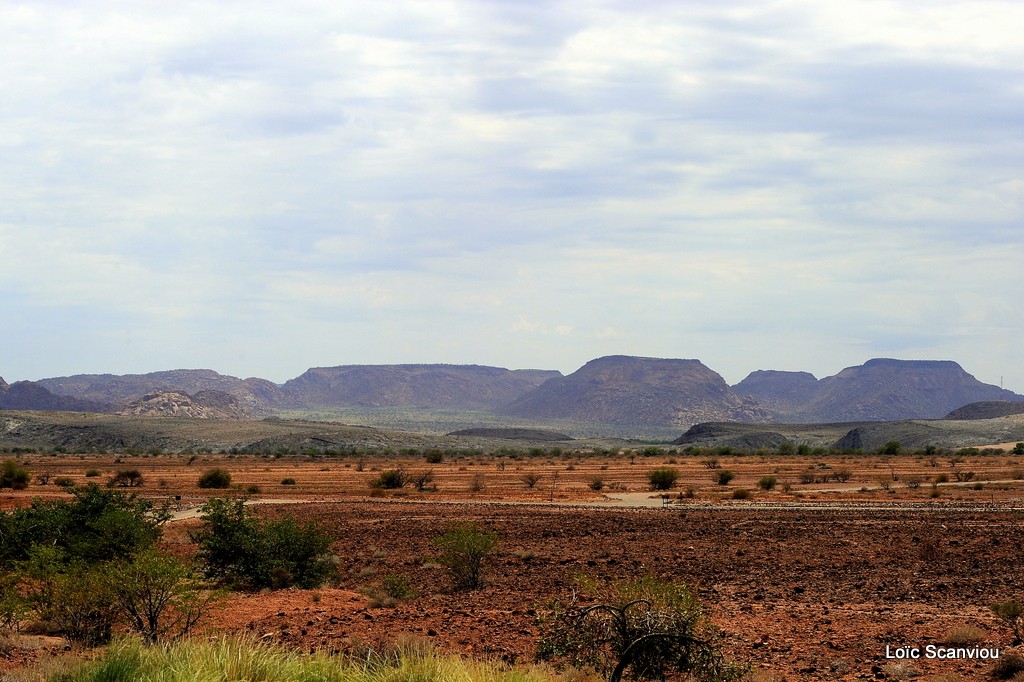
[4,356,1022,429]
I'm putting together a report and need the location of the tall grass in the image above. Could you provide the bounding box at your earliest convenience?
[41,636,579,682]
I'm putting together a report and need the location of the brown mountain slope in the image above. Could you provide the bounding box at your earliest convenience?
[732,370,819,416]
[733,359,1023,422]
[280,364,561,410]
[500,355,771,429]
[37,370,283,414]
[801,359,1022,421]
[943,400,1024,420]
[0,380,110,413]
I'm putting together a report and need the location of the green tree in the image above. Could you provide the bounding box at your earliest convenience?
[192,498,335,589]
[106,550,221,643]
[433,522,498,591]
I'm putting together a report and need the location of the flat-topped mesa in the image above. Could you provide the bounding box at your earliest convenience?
[279,364,560,410]
[500,355,771,429]
[734,358,1023,422]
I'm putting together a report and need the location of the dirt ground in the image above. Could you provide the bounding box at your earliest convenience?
[3,450,1024,681]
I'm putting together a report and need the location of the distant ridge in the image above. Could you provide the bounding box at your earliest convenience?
[280,364,561,410]
[501,355,771,429]
[943,400,1024,420]
[0,379,110,413]
[733,358,1023,422]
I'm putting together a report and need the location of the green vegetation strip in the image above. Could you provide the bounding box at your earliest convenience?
[46,637,569,682]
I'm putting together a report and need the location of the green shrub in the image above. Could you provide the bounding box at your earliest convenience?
[197,468,232,489]
[424,450,444,464]
[880,441,901,455]
[85,469,101,477]
[991,600,1024,644]
[0,484,167,569]
[372,469,407,489]
[648,467,679,491]
[0,460,30,490]
[715,470,735,486]
[538,577,746,682]
[433,522,498,591]
[54,477,76,488]
[731,488,751,500]
[192,498,335,590]
[757,476,777,491]
[588,477,605,491]
[106,550,221,643]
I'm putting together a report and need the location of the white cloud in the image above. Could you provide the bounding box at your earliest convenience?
[1,0,1022,390]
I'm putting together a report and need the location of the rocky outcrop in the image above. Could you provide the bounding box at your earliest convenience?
[115,390,248,419]
[37,370,283,415]
[501,355,772,429]
[279,364,561,410]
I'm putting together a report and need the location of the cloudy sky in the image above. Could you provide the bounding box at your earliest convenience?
[2,0,1022,389]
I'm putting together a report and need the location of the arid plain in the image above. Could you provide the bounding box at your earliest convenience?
[4,432,1024,681]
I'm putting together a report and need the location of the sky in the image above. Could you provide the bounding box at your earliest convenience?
[1,1,1022,390]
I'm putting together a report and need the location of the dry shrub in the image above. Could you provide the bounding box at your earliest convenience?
[941,625,985,646]
[991,652,1024,680]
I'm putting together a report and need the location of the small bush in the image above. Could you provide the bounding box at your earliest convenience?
[991,652,1024,680]
[108,469,144,488]
[941,625,985,646]
[991,601,1024,644]
[280,478,296,486]
[424,450,444,464]
[715,470,735,486]
[197,469,232,489]
[372,469,407,489]
[85,469,101,477]
[521,473,542,489]
[648,467,679,491]
[588,477,605,491]
[757,476,777,491]
[54,477,76,488]
[433,522,498,591]
[832,467,853,482]
[538,577,746,681]
[731,488,750,500]
[0,461,30,490]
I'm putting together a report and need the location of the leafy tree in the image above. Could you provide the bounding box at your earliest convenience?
[192,498,335,589]
[0,484,167,569]
[106,550,221,643]
[433,522,498,591]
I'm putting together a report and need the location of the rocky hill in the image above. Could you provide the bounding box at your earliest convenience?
[731,370,819,415]
[943,400,1024,420]
[115,390,249,420]
[37,370,283,414]
[733,359,1022,422]
[500,355,771,429]
[279,364,560,410]
[0,379,110,413]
